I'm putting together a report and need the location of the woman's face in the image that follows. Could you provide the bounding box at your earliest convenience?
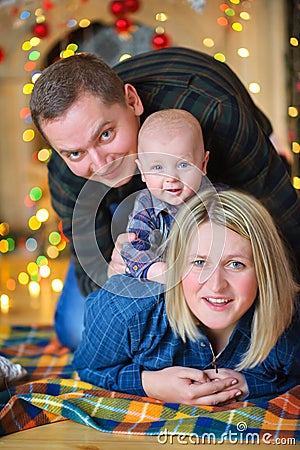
[181,222,258,339]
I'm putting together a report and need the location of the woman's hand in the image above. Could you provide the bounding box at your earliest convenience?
[204,368,248,399]
[141,366,242,405]
[107,233,135,278]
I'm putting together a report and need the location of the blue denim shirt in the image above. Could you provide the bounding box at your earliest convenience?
[73,275,300,400]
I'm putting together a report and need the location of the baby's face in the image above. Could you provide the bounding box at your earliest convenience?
[137,133,208,206]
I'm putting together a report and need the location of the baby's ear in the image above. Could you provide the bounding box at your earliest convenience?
[136,158,146,182]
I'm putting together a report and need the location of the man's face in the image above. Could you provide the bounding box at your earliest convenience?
[41,87,143,187]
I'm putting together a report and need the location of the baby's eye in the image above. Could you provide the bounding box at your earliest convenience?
[151,164,163,171]
[178,161,189,169]
[101,130,112,141]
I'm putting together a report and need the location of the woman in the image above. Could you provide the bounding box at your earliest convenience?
[73,189,299,404]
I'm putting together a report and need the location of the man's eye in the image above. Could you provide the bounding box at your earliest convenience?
[69,152,81,160]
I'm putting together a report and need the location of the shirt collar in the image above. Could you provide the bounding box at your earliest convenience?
[151,192,179,216]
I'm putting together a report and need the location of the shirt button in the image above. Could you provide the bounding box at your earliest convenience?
[200,342,206,347]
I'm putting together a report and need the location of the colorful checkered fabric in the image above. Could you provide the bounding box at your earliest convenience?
[0,326,299,442]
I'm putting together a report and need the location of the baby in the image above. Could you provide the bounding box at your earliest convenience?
[121,109,209,283]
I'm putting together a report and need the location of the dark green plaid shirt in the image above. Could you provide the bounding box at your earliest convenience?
[47,47,300,295]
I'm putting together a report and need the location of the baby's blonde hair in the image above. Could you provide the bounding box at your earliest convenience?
[138,109,204,154]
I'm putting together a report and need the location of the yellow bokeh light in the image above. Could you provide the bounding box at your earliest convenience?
[288,106,298,118]
[51,278,64,293]
[0,222,9,236]
[214,53,226,63]
[56,240,66,251]
[30,37,41,47]
[203,38,215,48]
[36,15,46,23]
[28,216,42,231]
[61,50,75,59]
[293,177,300,190]
[230,0,240,3]
[18,272,29,285]
[156,12,167,22]
[67,43,78,52]
[22,41,32,51]
[47,245,59,259]
[27,262,38,275]
[79,19,90,28]
[22,129,35,142]
[39,265,51,278]
[23,83,34,95]
[0,294,10,314]
[38,148,51,162]
[249,82,261,94]
[119,53,132,62]
[292,142,300,154]
[155,26,165,34]
[0,240,8,253]
[237,47,250,58]
[232,22,243,32]
[32,72,41,83]
[36,208,49,222]
[290,37,299,47]
[240,11,251,20]
[28,281,40,297]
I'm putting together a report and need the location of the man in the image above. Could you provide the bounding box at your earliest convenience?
[30,47,300,349]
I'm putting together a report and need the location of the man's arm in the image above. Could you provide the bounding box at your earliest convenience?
[48,153,113,295]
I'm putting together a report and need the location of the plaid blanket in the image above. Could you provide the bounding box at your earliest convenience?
[0,325,299,443]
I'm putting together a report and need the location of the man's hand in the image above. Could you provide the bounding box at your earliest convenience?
[107,233,135,278]
[141,366,241,405]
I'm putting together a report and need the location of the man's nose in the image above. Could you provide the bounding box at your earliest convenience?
[89,148,108,173]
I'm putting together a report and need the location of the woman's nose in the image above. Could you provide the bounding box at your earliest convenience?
[201,266,228,291]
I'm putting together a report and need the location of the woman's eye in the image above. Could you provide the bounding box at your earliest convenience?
[193,259,206,267]
[229,261,245,269]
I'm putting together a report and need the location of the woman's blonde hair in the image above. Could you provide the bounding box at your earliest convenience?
[165,188,299,370]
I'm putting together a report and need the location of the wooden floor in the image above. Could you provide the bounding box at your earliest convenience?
[0,255,297,448]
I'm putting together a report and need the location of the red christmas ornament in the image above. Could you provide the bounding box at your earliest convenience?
[42,0,54,9]
[124,0,140,13]
[110,0,127,17]
[152,33,171,50]
[0,47,6,63]
[115,17,132,33]
[32,22,49,38]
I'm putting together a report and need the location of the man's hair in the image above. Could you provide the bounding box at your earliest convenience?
[165,188,299,370]
[30,53,126,140]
